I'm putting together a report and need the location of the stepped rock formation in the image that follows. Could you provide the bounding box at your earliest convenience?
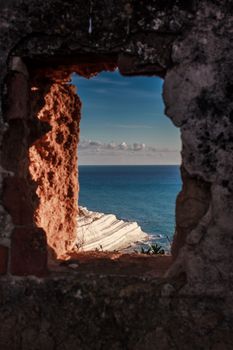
[77,206,149,251]
[0,0,233,348]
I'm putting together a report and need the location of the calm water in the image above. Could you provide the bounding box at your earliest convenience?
[78,165,182,249]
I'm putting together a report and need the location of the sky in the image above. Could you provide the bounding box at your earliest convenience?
[71,70,181,165]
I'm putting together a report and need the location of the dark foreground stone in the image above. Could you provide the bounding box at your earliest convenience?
[0,272,232,350]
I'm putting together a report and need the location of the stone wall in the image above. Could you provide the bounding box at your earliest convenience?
[0,274,232,350]
[0,0,233,348]
[1,59,48,276]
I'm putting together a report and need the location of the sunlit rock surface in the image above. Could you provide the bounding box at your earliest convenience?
[76,206,149,251]
[29,84,81,259]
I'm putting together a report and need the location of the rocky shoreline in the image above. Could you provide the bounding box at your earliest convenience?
[76,206,149,252]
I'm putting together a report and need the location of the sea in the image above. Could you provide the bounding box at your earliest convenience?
[78,165,182,250]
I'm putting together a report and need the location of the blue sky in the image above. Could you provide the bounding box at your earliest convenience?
[72,70,181,165]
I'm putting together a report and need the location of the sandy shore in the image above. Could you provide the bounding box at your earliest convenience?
[76,206,149,252]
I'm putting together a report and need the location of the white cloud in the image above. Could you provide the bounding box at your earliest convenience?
[78,138,181,165]
[72,73,130,87]
[79,139,148,152]
[118,142,128,150]
[110,124,154,129]
[91,76,130,86]
[72,74,162,99]
[132,143,146,151]
[91,88,109,94]
[106,142,116,149]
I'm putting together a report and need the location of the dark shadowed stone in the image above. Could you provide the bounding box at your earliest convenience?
[11,227,47,276]
[0,245,8,274]
[3,72,29,121]
[2,177,35,226]
[172,166,211,258]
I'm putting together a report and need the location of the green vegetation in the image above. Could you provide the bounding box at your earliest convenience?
[140,243,165,255]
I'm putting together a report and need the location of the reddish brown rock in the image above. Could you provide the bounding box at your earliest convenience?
[30,57,117,82]
[11,227,47,276]
[0,245,8,275]
[63,251,173,277]
[29,84,81,259]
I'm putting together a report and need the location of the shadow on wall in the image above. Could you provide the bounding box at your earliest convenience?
[2,57,119,276]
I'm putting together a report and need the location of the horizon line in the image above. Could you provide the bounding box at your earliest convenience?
[78,164,181,166]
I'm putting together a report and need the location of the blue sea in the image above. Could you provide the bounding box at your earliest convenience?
[78,165,182,250]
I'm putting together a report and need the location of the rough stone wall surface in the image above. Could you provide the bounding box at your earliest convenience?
[0,275,232,350]
[29,83,81,259]
[1,59,48,276]
[0,0,233,347]
[172,166,211,259]
[163,1,233,295]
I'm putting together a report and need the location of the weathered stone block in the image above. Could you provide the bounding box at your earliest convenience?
[11,227,47,276]
[2,177,35,226]
[172,166,211,258]
[1,119,28,174]
[0,245,8,275]
[4,72,29,121]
